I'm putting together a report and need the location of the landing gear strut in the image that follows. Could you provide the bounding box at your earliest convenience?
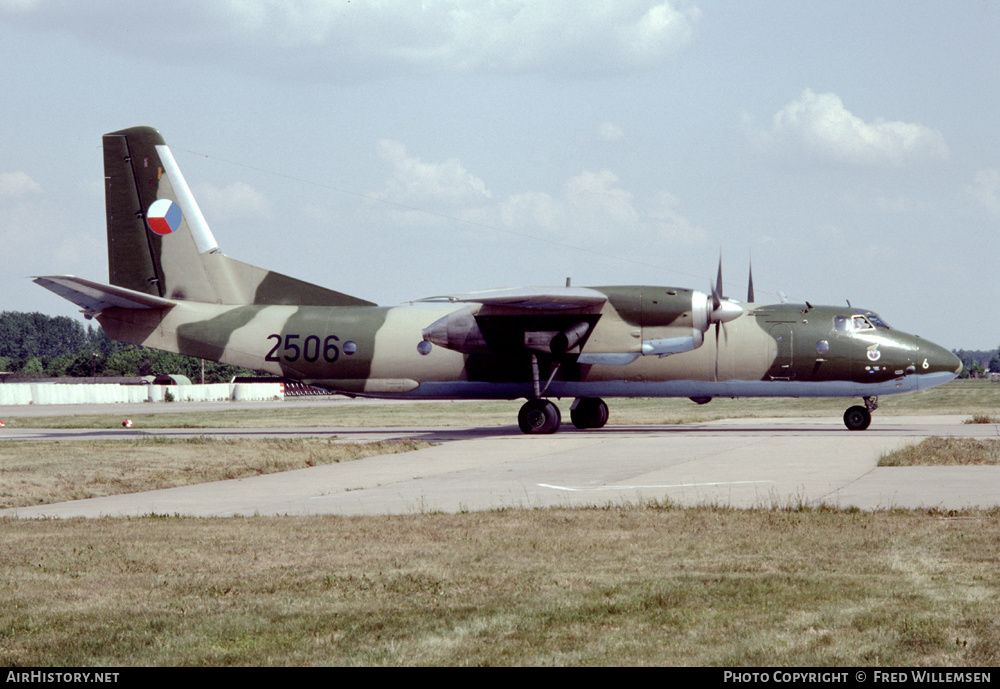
[517,353,564,434]
[517,355,611,434]
[843,396,878,431]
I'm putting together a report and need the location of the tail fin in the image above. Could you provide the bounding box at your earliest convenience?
[103,127,374,307]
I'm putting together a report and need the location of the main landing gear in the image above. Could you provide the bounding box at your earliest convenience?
[843,396,878,431]
[518,398,561,434]
[517,355,611,434]
[516,397,609,434]
[570,397,609,429]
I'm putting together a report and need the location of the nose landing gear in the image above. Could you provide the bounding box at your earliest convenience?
[843,396,878,431]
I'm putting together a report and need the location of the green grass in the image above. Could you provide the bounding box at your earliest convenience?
[2,507,998,666]
[879,437,1000,467]
[0,437,430,509]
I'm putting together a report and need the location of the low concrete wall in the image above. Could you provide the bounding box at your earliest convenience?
[0,383,283,405]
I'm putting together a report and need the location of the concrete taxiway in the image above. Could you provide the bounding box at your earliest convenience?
[2,411,997,518]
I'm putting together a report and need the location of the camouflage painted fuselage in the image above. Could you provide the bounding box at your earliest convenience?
[38,126,961,428]
[96,289,960,401]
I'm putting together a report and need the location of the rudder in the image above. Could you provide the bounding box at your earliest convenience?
[103,126,373,307]
[104,126,227,302]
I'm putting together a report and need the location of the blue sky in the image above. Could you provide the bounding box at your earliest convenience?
[2,1,998,350]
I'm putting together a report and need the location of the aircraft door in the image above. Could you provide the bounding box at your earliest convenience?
[767,323,794,380]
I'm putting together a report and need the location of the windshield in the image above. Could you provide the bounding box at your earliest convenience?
[833,313,890,332]
[865,312,890,329]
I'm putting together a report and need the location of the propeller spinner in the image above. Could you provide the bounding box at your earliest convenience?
[709,258,743,324]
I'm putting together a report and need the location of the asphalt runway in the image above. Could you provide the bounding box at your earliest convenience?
[2,406,998,518]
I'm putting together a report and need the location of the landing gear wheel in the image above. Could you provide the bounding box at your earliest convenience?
[570,397,609,429]
[843,405,872,431]
[518,399,562,434]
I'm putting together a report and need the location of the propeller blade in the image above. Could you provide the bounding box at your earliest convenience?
[713,257,723,311]
[747,258,755,303]
[715,320,720,381]
[713,256,724,382]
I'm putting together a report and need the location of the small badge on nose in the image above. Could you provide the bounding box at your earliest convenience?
[866,343,881,362]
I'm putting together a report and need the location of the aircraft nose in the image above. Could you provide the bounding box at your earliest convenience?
[915,341,962,388]
[952,352,964,377]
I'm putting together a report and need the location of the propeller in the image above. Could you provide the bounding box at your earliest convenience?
[747,257,755,303]
[709,256,744,380]
[709,257,743,325]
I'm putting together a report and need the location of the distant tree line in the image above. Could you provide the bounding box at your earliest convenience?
[953,349,1000,379]
[0,311,258,384]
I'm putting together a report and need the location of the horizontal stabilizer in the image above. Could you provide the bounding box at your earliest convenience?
[418,286,608,310]
[33,275,175,314]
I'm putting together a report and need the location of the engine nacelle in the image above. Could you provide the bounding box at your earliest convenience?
[421,307,488,353]
[593,286,743,360]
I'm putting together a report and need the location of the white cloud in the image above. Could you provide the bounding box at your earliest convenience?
[195,181,272,222]
[365,142,706,256]
[967,169,1000,217]
[495,171,640,241]
[0,0,39,11]
[0,193,101,279]
[646,190,706,244]
[564,170,640,228]
[750,89,949,166]
[598,122,625,142]
[0,1,700,79]
[441,0,700,75]
[0,171,41,197]
[500,191,561,232]
[376,140,492,206]
[479,168,704,246]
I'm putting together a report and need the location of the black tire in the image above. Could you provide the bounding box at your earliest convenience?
[843,405,872,431]
[570,397,609,429]
[518,399,562,434]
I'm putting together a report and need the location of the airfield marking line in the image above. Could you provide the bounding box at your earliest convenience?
[537,480,774,492]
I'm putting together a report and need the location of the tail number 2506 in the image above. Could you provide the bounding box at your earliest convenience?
[265,334,341,363]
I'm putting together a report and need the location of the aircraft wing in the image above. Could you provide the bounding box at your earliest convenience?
[419,284,732,363]
[33,275,176,314]
[420,286,611,358]
[418,286,608,310]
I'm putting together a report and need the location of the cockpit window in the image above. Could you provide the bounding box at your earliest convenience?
[865,312,890,329]
[852,315,875,330]
[834,314,889,331]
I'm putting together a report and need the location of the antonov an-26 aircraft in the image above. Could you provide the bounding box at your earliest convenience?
[36,127,962,433]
